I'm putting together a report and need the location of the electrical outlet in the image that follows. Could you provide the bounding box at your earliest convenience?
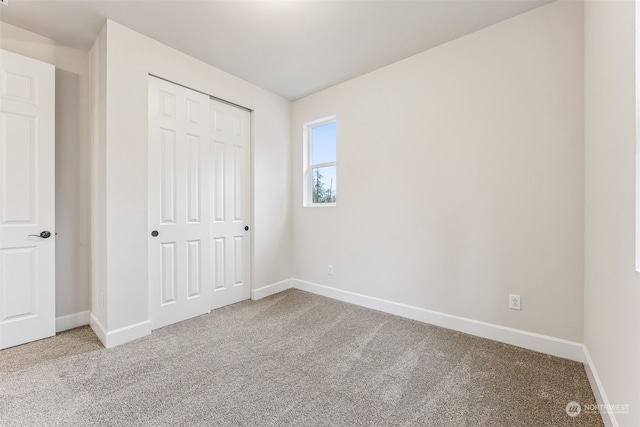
[509,294,521,311]
[328,264,334,276]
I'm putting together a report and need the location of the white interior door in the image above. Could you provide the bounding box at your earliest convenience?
[148,77,212,329]
[0,49,55,349]
[209,99,251,310]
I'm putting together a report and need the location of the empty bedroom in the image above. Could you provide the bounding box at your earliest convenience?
[0,0,638,426]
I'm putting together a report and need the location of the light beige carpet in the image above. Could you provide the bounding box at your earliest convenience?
[0,289,602,426]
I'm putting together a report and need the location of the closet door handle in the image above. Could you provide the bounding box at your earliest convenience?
[151,230,159,237]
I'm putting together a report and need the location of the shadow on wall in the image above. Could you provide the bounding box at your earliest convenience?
[54,69,90,318]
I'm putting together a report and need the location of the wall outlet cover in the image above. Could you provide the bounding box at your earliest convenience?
[509,294,521,311]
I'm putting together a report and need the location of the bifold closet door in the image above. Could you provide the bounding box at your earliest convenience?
[0,49,55,349]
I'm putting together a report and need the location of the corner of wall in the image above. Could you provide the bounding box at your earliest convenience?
[89,22,108,331]
[252,278,294,300]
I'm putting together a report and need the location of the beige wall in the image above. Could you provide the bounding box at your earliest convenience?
[0,22,91,321]
[92,20,292,336]
[89,24,108,329]
[584,1,640,425]
[292,1,585,342]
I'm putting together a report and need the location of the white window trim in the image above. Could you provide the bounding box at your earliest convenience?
[303,115,337,207]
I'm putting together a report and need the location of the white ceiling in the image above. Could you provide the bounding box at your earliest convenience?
[0,0,552,100]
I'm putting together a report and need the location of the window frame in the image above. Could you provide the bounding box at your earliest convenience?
[303,115,337,207]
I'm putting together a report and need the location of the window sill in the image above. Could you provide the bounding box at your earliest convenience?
[305,203,336,208]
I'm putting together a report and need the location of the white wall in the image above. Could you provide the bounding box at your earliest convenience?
[292,1,584,342]
[89,24,108,331]
[91,20,292,342]
[584,1,640,425]
[0,23,91,323]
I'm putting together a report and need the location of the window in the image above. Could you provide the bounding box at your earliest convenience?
[304,116,337,206]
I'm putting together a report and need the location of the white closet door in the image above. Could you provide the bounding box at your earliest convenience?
[148,77,211,329]
[0,49,56,349]
[209,99,251,310]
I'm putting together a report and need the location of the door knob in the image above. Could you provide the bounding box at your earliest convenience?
[244,226,249,231]
[151,230,159,237]
[28,231,51,239]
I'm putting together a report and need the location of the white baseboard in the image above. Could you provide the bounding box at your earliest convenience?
[89,312,107,346]
[252,278,294,300]
[56,310,90,333]
[104,320,151,349]
[292,279,585,362]
[583,346,617,427]
[89,313,151,349]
